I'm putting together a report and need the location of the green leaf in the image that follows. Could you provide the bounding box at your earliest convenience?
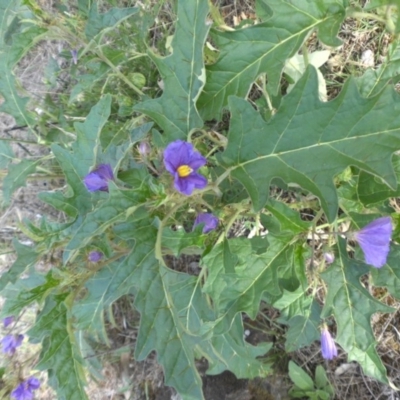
[28,295,88,400]
[357,155,400,206]
[0,0,35,127]
[315,365,332,392]
[288,361,315,391]
[44,95,112,216]
[134,0,210,142]
[274,287,321,351]
[265,199,310,235]
[71,94,112,176]
[204,314,272,378]
[2,159,37,206]
[197,0,345,120]
[203,234,295,327]
[8,24,47,65]
[0,140,14,168]
[371,244,400,299]
[321,237,394,384]
[0,272,59,317]
[284,50,330,101]
[134,261,270,398]
[73,219,155,343]
[63,185,147,263]
[0,239,39,291]
[162,227,205,256]
[38,191,79,217]
[355,40,400,98]
[48,145,92,216]
[220,67,400,222]
[84,3,139,40]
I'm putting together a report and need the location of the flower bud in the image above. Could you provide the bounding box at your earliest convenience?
[138,141,150,157]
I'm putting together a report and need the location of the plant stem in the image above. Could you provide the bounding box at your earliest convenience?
[347,10,386,24]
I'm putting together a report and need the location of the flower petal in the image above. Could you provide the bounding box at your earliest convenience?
[164,140,192,173]
[355,217,392,268]
[187,151,207,170]
[194,213,219,233]
[174,175,194,195]
[26,377,40,391]
[84,173,108,192]
[320,328,337,360]
[189,172,208,190]
[95,164,114,180]
[11,383,33,400]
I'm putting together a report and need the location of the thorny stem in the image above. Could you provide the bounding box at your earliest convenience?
[96,49,145,96]
[216,203,247,245]
[310,209,324,270]
[214,167,232,187]
[155,202,185,263]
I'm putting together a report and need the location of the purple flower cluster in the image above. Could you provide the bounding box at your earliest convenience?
[11,377,40,400]
[320,326,338,360]
[1,334,24,355]
[193,213,219,233]
[84,164,114,192]
[354,217,392,268]
[164,140,207,195]
[1,318,41,398]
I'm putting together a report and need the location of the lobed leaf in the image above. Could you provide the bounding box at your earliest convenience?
[0,0,35,127]
[162,227,205,256]
[71,94,112,176]
[0,140,14,168]
[84,3,139,40]
[370,244,400,300]
[134,0,210,142]
[220,66,400,222]
[28,295,88,400]
[357,155,400,206]
[203,234,298,330]
[2,159,38,206]
[355,40,400,98]
[274,287,321,351]
[43,96,112,216]
[0,272,59,318]
[0,239,39,291]
[197,0,345,120]
[63,185,147,263]
[321,237,394,384]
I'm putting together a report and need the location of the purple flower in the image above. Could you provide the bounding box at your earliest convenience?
[163,140,207,195]
[11,377,40,400]
[70,49,78,65]
[193,213,219,233]
[84,164,114,192]
[324,252,335,264]
[88,251,103,262]
[320,326,337,360]
[3,316,14,328]
[138,141,150,157]
[1,334,24,355]
[354,217,392,268]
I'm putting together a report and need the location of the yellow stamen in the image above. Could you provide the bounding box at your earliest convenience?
[177,165,193,178]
